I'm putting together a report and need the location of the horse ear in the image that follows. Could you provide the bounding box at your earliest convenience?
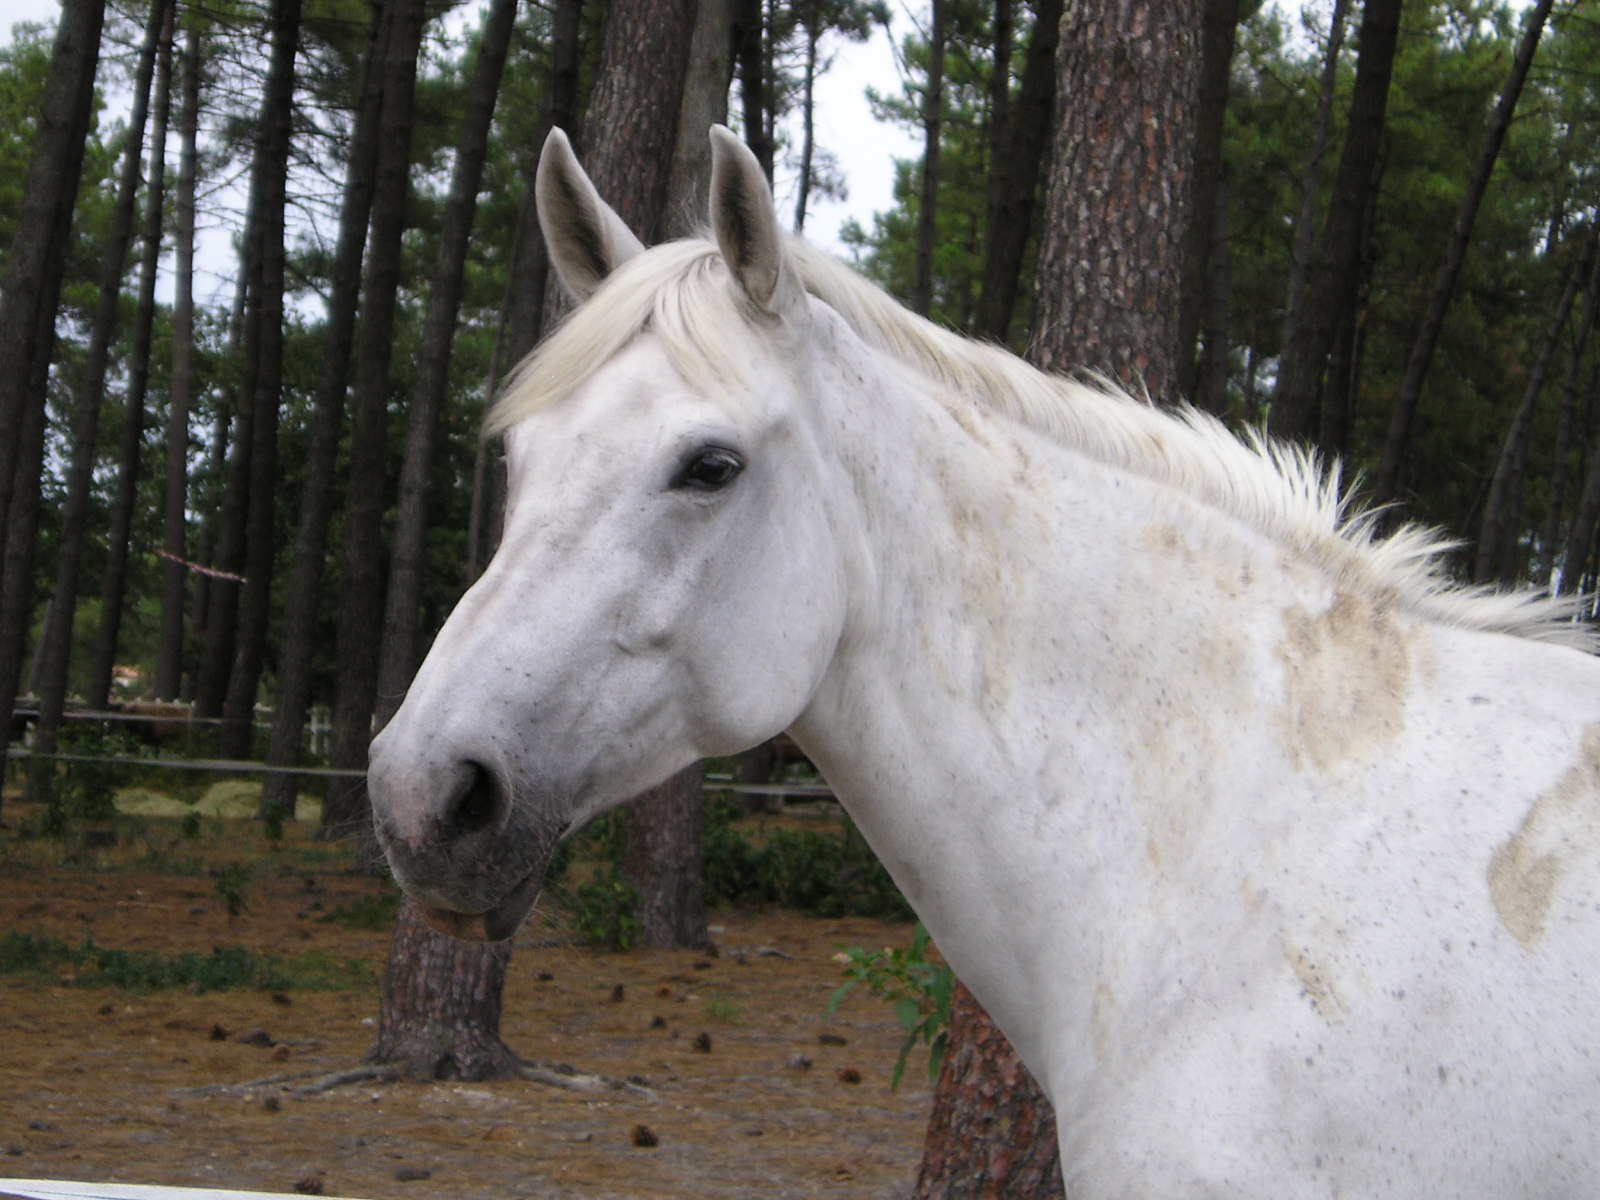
[536,127,646,303]
[708,125,799,313]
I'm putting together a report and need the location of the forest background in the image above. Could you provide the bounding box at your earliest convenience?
[0,0,1597,800]
[2,0,1598,1191]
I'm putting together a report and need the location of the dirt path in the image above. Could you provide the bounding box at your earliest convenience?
[0,838,934,1199]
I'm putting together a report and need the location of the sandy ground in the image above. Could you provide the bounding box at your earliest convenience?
[0,812,934,1200]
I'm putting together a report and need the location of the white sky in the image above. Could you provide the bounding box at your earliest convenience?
[0,0,920,300]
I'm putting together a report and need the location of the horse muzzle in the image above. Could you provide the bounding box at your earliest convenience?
[368,752,562,943]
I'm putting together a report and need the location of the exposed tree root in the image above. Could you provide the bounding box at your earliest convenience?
[176,1060,655,1101]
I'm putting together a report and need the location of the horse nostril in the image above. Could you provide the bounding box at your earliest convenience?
[447,761,503,838]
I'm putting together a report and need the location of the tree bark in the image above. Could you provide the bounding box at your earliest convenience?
[154,14,204,702]
[1029,0,1203,401]
[323,0,429,834]
[374,0,519,730]
[911,0,945,318]
[973,0,1060,345]
[30,0,169,784]
[88,2,176,710]
[1373,0,1554,506]
[1270,0,1402,444]
[366,898,521,1080]
[913,981,1064,1199]
[259,0,391,824]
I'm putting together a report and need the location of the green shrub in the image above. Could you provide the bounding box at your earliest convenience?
[0,931,372,993]
[570,867,642,950]
[37,725,147,834]
[701,797,913,920]
[550,794,913,931]
[829,923,954,1089]
[318,888,401,930]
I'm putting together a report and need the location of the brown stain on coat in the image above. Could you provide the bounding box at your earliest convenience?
[1488,724,1600,947]
[1276,592,1411,773]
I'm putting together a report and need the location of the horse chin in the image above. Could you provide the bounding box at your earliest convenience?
[414,870,543,943]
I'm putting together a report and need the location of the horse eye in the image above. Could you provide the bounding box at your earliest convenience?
[673,447,744,492]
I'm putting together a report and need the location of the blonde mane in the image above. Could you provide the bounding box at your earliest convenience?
[492,236,1593,651]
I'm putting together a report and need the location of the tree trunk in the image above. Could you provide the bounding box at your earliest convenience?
[913,981,1064,1199]
[193,206,260,719]
[1474,231,1591,583]
[1270,0,1401,444]
[259,0,391,824]
[0,398,51,745]
[620,764,708,949]
[1268,0,1349,437]
[793,16,820,233]
[1372,0,1554,506]
[1193,171,1232,417]
[0,0,106,800]
[735,0,772,180]
[0,0,105,543]
[219,0,303,759]
[472,0,584,587]
[190,271,250,706]
[973,0,1061,344]
[579,0,698,243]
[365,0,530,1072]
[1029,0,1203,401]
[366,897,522,1079]
[374,0,518,730]
[87,4,176,711]
[501,0,585,366]
[667,0,736,239]
[30,0,169,785]
[573,0,705,948]
[323,0,429,835]
[911,0,945,318]
[1175,0,1240,402]
[945,0,1201,1185]
[1540,225,1600,586]
[154,15,203,702]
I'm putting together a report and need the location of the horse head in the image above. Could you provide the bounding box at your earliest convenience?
[366,128,855,941]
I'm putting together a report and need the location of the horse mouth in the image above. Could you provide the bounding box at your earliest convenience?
[415,869,542,943]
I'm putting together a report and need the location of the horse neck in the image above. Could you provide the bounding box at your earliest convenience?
[790,339,1339,1085]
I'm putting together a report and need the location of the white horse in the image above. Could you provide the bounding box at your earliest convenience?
[368,126,1600,1198]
